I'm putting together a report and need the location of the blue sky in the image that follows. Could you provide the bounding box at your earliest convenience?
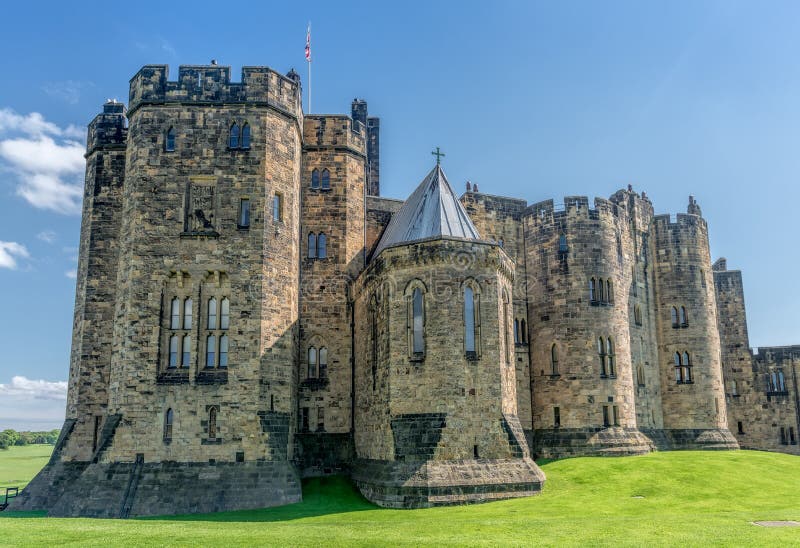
[1,1,798,428]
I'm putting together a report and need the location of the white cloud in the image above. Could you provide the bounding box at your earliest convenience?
[65,269,77,279]
[0,241,30,269]
[0,376,66,430]
[0,376,67,400]
[37,230,57,243]
[0,108,85,214]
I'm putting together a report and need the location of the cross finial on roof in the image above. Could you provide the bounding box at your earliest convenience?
[431,147,445,165]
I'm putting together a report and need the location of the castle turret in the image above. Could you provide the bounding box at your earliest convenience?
[524,196,654,457]
[351,99,380,196]
[651,198,737,449]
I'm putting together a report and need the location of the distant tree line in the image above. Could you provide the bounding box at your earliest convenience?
[0,429,60,449]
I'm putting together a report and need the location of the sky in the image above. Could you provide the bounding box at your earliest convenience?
[1,0,798,429]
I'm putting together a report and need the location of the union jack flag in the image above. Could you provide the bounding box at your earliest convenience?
[305,24,311,62]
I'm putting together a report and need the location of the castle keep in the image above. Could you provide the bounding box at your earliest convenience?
[14,62,800,517]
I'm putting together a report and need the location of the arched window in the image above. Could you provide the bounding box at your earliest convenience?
[637,365,645,386]
[207,297,217,329]
[551,344,559,375]
[778,371,786,392]
[220,298,230,330]
[206,335,216,368]
[674,352,682,382]
[321,168,331,190]
[671,307,679,328]
[169,335,178,368]
[163,408,173,441]
[680,306,688,326]
[589,278,596,302]
[181,334,191,367]
[606,280,613,303]
[412,287,424,355]
[503,290,512,364]
[521,319,527,344]
[599,337,607,376]
[308,347,317,378]
[183,298,192,329]
[464,286,476,354]
[770,371,778,392]
[634,305,642,326]
[308,233,317,258]
[208,407,217,439]
[170,297,181,329]
[317,233,327,258]
[607,338,615,376]
[229,122,240,149]
[319,347,328,378]
[165,127,175,152]
[597,279,605,303]
[558,233,568,253]
[219,334,228,367]
[513,318,519,345]
[311,168,320,189]
[240,123,250,149]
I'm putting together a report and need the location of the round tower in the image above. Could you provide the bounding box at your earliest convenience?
[651,198,738,450]
[524,196,654,458]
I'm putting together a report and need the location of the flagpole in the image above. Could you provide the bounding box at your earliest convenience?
[306,22,312,114]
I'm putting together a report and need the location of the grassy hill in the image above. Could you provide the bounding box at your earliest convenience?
[1,449,799,546]
[0,444,52,490]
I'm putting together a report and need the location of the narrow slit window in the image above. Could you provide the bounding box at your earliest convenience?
[208,408,217,439]
[273,193,283,222]
[183,298,192,330]
[308,233,317,258]
[778,371,786,392]
[220,298,230,330]
[554,406,561,428]
[412,287,424,354]
[311,168,320,189]
[219,334,228,367]
[680,306,688,326]
[206,335,216,368]
[169,335,178,368]
[181,334,191,367]
[170,297,181,329]
[317,233,327,258]
[464,286,476,353]
[321,168,330,190]
[671,307,679,328]
[207,297,217,330]
[308,347,317,378]
[229,123,240,148]
[319,347,328,379]
[513,319,520,345]
[558,233,568,252]
[599,337,607,376]
[239,199,251,227]
[165,127,175,152]
[551,344,559,375]
[607,338,615,376]
[589,278,596,302]
[163,408,173,441]
[240,123,250,149]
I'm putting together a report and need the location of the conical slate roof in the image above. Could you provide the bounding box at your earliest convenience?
[373,165,481,257]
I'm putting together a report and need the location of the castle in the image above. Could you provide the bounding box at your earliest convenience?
[13,62,800,517]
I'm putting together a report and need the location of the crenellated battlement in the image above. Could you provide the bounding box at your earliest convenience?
[524,194,628,226]
[128,63,302,117]
[302,114,366,156]
[86,100,128,155]
[652,212,707,232]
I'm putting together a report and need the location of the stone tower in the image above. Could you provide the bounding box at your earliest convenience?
[524,196,654,458]
[651,198,737,449]
[351,166,545,507]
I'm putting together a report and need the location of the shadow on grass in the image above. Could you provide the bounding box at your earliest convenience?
[143,475,378,523]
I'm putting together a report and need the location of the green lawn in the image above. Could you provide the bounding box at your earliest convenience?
[0,444,52,490]
[2,450,800,546]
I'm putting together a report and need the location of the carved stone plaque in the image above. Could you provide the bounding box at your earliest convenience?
[184,177,218,235]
